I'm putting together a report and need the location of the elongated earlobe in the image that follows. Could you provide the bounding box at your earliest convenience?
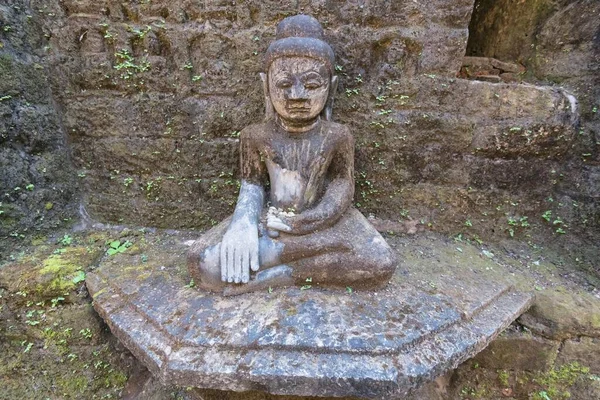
[260,73,275,121]
[323,75,338,121]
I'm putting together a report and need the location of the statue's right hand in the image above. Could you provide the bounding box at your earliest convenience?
[220,220,260,284]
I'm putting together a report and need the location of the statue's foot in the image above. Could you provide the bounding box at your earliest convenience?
[258,234,284,268]
[223,265,293,297]
[188,242,229,292]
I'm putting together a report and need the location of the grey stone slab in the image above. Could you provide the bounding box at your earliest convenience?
[87,241,532,399]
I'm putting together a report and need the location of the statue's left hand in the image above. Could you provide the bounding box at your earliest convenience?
[220,219,260,284]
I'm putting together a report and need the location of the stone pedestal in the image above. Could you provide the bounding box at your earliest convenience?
[87,237,532,399]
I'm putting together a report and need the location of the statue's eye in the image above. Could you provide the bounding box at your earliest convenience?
[305,81,323,89]
[276,80,292,88]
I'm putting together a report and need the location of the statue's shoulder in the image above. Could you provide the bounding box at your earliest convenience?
[323,120,353,145]
[240,122,270,141]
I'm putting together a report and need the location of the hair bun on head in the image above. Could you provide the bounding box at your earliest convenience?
[264,15,335,74]
[276,14,325,40]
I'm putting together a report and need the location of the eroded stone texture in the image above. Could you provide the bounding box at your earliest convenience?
[41,0,475,230]
[556,337,600,375]
[518,289,600,340]
[0,0,78,249]
[465,0,600,249]
[472,328,560,371]
[88,238,532,399]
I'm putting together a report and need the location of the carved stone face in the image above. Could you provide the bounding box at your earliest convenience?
[268,57,330,124]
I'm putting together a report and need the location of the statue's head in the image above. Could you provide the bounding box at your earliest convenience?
[261,15,338,125]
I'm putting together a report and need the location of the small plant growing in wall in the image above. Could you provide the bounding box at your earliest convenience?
[506,215,529,237]
[106,240,132,255]
[60,234,73,246]
[127,25,151,41]
[99,22,116,42]
[79,328,93,340]
[113,49,150,80]
[541,210,568,234]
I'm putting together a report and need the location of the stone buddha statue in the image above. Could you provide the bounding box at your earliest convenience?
[188,15,396,296]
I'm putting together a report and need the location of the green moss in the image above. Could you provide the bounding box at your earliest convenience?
[591,313,600,329]
[531,362,591,400]
[0,202,20,232]
[90,287,106,300]
[459,384,490,399]
[30,235,48,246]
[498,369,510,387]
[0,231,135,399]
[42,326,72,355]
[0,53,19,93]
[57,374,88,397]
[1,301,130,399]
[0,237,105,301]
[103,369,128,389]
[37,248,87,296]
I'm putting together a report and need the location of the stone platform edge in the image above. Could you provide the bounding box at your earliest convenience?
[87,270,533,399]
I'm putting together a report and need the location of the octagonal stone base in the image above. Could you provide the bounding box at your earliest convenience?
[87,235,532,399]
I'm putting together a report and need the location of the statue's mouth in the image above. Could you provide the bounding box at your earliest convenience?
[286,105,311,113]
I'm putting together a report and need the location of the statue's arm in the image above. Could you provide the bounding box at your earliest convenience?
[286,132,355,235]
[220,129,266,283]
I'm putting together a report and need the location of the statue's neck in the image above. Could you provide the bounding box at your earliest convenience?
[275,115,321,134]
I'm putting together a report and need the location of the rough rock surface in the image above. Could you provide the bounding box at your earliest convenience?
[471,328,560,372]
[38,0,478,230]
[0,0,78,250]
[1,0,595,288]
[518,289,600,340]
[556,337,600,375]
[0,0,598,398]
[460,56,525,83]
[87,233,532,399]
[466,0,600,253]
[0,231,136,399]
[0,1,596,263]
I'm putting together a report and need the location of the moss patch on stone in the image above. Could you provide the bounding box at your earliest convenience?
[0,232,109,303]
[450,360,599,400]
[531,362,592,400]
[0,231,136,400]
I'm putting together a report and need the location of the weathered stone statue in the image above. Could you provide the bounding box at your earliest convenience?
[188,15,396,295]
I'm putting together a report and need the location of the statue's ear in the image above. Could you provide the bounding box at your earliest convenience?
[323,75,338,121]
[259,73,275,121]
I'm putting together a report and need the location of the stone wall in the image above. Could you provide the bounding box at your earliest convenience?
[0,0,78,246]
[26,0,587,248]
[526,0,599,252]
[467,0,600,248]
[0,0,596,261]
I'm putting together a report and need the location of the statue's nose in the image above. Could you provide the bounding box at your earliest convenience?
[288,82,308,100]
